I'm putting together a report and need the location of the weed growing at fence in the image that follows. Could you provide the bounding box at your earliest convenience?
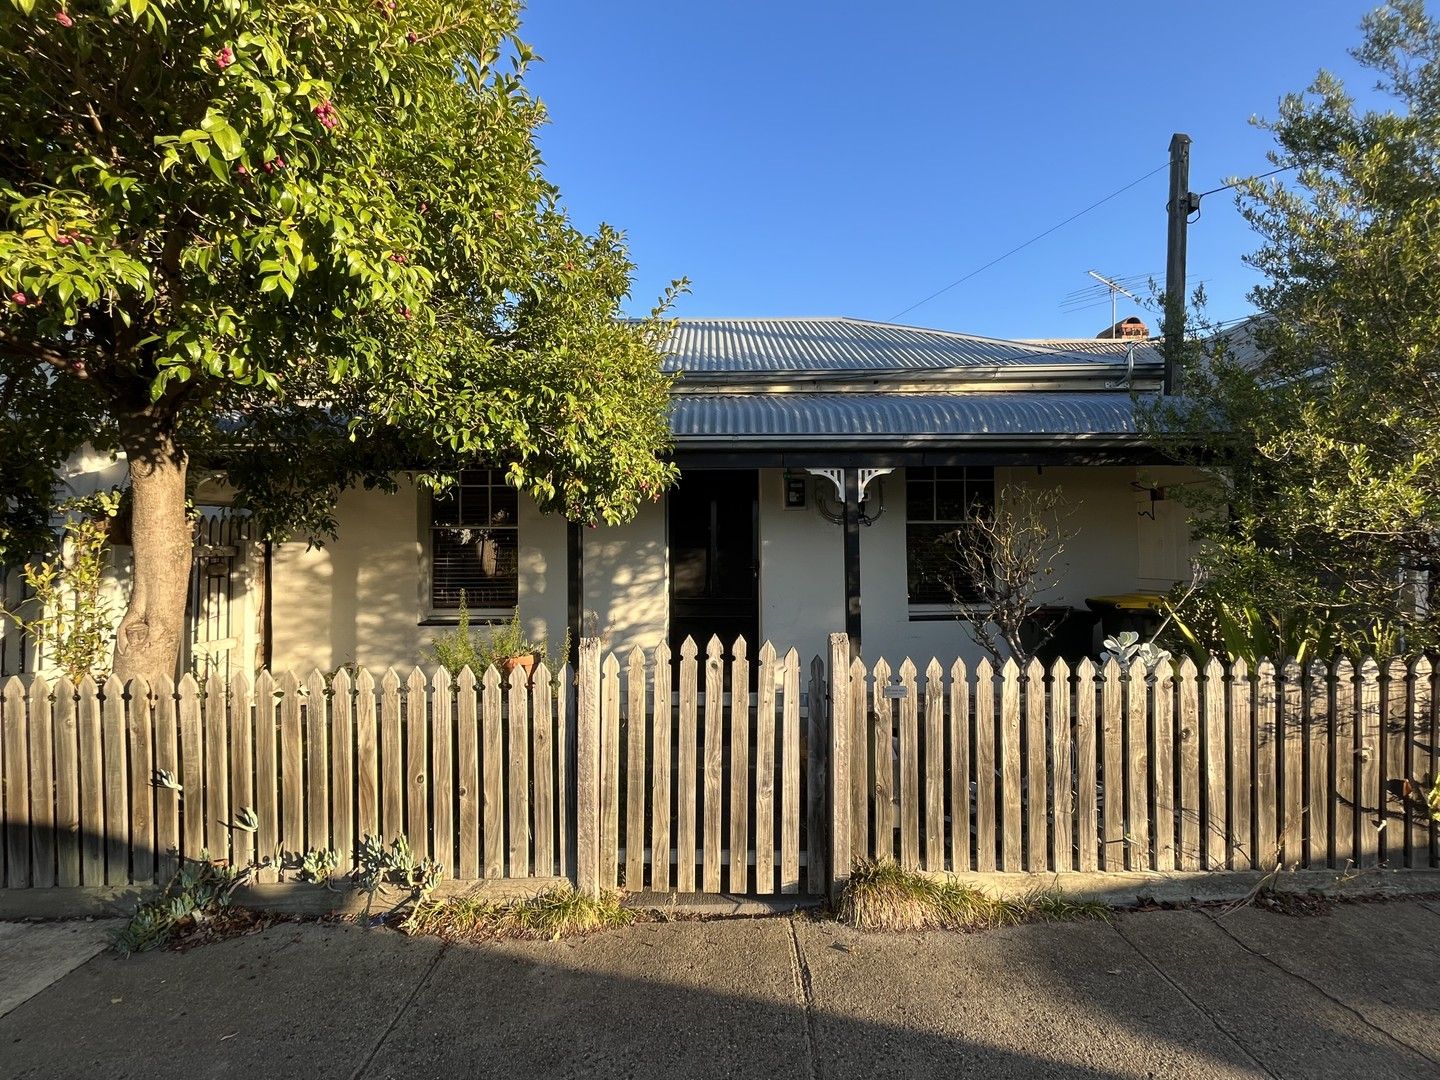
[403,886,633,942]
[837,860,1109,933]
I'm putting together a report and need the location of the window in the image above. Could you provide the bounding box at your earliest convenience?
[428,470,518,611]
[906,466,995,606]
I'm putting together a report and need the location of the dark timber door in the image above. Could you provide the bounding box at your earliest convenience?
[668,470,759,653]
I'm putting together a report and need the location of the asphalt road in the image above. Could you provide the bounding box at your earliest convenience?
[2,900,1439,1079]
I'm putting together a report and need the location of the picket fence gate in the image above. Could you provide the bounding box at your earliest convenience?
[1,633,1437,901]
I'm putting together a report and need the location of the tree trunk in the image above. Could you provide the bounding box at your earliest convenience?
[111,418,191,685]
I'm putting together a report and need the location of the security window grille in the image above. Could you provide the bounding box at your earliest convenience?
[429,470,519,610]
[906,466,995,605]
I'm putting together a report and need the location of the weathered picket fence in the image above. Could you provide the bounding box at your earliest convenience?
[0,663,573,891]
[1,634,1437,902]
[826,638,1438,883]
[0,637,827,896]
[576,637,828,897]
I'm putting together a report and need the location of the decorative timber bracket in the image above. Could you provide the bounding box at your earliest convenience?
[801,467,895,656]
[804,467,892,502]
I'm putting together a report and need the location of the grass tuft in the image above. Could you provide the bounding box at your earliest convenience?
[836,860,1111,933]
[402,885,634,942]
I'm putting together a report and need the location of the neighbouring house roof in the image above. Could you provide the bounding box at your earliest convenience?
[659,317,1168,456]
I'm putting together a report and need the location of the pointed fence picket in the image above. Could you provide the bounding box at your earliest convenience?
[2,646,1438,898]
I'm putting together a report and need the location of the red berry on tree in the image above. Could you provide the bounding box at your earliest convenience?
[215,46,235,69]
[55,10,73,27]
[10,292,27,305]
[406,31,418,44]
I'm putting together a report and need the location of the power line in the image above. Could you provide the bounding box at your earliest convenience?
[1194,163,1298,201]
[888,161,1170,321]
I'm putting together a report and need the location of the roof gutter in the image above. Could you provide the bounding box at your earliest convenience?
[670,431,1148,450]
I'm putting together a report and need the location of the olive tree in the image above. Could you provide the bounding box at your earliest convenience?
[1152,0,1440,658]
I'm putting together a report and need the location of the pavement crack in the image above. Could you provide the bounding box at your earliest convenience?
[1200,909,1440,1070]
[786,918,822,1080]
[349,940,449,1080]
[1110,918,1279,1079]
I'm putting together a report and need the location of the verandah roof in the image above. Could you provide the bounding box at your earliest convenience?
[668,391,1155,449]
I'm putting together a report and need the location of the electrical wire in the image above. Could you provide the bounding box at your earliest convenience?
[1194,163,1298,201]
[888,161,1170,321]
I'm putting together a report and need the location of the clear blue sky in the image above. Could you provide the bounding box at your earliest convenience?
[519,2,1380,339]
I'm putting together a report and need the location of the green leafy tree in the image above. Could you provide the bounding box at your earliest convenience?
[0,0,680,683]
[1153,0,1440,658]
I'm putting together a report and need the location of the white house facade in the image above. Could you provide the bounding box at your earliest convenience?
[266,317,1200,673]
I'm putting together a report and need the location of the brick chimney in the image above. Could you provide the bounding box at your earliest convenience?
[1097,316,1148,340]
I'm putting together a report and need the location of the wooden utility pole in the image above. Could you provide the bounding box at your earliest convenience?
[1163,133,1196,394]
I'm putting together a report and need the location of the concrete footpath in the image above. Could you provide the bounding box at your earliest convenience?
[2,901,1439,1079]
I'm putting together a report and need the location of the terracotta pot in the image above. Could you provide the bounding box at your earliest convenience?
[501,652,538,684]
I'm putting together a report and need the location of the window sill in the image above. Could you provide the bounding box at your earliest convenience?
[908,604,995,622]
[419,609,516,627]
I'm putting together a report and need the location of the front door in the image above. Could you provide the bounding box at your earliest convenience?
[668,470,759,654]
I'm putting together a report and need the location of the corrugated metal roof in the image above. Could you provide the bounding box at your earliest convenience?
[1025,338,1166,363]
[669,392,1153,445]
[660,318,1154,374]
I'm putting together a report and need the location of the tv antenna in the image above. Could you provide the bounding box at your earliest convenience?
[1060,269,1146,333]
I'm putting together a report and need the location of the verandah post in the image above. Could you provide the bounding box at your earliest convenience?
[575,637,602,896]
[827,633,852,901]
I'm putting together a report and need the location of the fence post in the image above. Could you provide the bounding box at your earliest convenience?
[575,637,602,896]
[827,633,851,901]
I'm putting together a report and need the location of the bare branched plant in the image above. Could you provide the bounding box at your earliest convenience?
[940,483,1078,667]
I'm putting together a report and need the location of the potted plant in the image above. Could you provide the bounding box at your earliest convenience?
[423,595,568,684]
[484,610,540,679]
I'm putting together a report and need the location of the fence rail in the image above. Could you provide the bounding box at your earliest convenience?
[1,636,1437,899]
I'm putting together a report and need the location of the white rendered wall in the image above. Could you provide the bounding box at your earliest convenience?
[756,469,844,665]
[581,496,668,656]
[758,464,1201,668]
[265,464,1201,673]
[270,478,569,673]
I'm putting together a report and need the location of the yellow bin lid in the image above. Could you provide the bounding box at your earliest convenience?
[1085,592,1166,611]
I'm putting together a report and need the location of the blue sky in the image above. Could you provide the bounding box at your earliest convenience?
[519,2,1380,339]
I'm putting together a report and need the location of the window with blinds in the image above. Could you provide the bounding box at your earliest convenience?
[428,470,519,610]
[906,466,995,606]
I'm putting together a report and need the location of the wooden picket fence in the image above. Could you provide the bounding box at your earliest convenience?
[575,637,828,897]
[0,664,573,890]
[825,638,1438,884]
[2,634,1438,900]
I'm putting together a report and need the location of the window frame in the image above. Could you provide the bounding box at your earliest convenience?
[421,469,520,623]
[905,465,996,618]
